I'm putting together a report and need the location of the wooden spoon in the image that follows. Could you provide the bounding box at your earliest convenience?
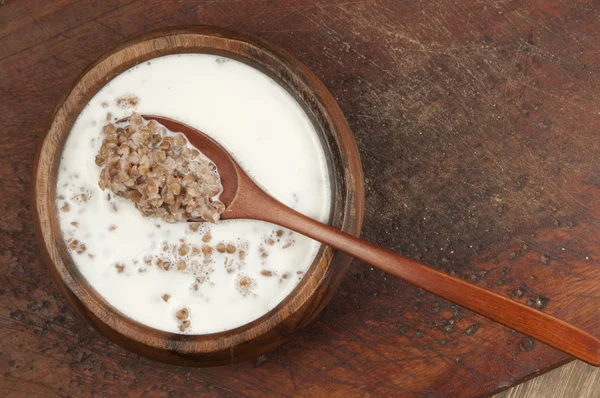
[145,115,600,366]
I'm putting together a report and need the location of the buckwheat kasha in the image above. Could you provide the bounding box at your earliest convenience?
[95,113,225,223]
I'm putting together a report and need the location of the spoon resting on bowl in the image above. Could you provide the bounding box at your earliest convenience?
[122,114,600,366]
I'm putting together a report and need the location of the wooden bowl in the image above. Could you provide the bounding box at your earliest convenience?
[32,26,364,366]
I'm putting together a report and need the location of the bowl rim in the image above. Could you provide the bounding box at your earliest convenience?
[32,25,364,365]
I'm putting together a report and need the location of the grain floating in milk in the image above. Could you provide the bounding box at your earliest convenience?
[56,53,331,334]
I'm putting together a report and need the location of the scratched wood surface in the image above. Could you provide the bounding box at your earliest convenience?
[1,0,600,397]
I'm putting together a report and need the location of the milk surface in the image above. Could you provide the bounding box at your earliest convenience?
[56,54,331,334]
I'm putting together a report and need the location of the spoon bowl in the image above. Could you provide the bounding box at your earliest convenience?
[138,115,240,210]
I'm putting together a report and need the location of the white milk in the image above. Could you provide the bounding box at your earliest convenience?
[56,54,331,334]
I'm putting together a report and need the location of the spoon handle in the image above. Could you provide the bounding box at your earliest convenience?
[256,199,600,366]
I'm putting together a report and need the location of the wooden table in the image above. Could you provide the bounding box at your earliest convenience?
[495,361,600,398]
[2,1,599,396]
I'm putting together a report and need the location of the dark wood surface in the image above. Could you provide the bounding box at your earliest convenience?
[2,0,600,396]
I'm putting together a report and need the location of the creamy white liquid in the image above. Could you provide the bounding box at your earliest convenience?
[56,54,331,334]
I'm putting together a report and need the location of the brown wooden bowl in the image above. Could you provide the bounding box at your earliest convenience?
[32,26,364,366]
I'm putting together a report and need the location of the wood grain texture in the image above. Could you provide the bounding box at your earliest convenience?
[495,361,600,398]
[2,0,600,396]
